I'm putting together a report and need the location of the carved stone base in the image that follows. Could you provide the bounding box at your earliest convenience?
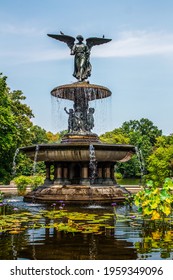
[24,184,130,204]
[61,133,100,143]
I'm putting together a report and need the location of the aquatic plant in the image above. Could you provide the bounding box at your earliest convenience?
[0,208,114,236]
[134,178,173,221]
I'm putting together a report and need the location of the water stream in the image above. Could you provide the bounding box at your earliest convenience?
[89,144,97,184]
[33,145,39,175]
[12,148,20,176]
[135,146,145,183]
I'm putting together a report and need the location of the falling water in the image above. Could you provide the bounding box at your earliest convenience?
[135,146,145,183]
[12,148,20,176]
[33,145,39,175]
[94,96,112,135]
[89,144,97,184]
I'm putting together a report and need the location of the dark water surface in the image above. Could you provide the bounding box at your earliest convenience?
[0,196,173,260]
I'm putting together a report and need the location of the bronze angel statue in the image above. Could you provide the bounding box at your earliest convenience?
[47,32,111,82]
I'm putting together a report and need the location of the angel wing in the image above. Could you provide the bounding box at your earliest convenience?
[86,37,112,50]
[47,34,75,50]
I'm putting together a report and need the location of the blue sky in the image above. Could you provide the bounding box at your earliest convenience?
[1,0,173,135]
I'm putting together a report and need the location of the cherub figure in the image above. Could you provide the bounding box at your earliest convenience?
[64,107,74,133]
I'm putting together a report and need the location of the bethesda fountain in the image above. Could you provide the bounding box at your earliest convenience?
[22,32,135,203]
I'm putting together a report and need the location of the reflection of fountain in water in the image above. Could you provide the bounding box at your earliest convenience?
[89,144,97,185]
[11,235,17,260]
[89,235,97,260]
[12,148,20,176]
[135,146,145,183]
[33,145,39,175]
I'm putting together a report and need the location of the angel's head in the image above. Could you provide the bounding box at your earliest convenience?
[76,35,84,42]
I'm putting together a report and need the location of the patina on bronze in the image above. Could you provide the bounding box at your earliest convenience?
[47,32,111,82]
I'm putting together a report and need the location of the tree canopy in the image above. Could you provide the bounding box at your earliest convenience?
[100,118,163,179]
[0,74,34,182]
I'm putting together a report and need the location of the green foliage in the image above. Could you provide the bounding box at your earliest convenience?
[0,191,4,203]
[115,172,123,179]
[46,131,65,143]
[99,128,130,144]
[14,175,32,195]
[120,118,162,178]
[0,208,114,235]
[99,118,162,178]
[134,178,173,221]
[30,175,44,190]
[0,73,34,183]
[30,125,48,144]
[122,118,162,145]
[14,175,45,194]
[147,135,173,187]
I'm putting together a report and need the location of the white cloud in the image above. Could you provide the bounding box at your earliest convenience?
[93,31,173,57]
[2,30,173,64]
[0,23,45,36]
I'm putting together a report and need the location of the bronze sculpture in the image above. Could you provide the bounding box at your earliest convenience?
[47,32,111,81]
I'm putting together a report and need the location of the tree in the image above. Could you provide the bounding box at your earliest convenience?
[30,125,48,144]
[122,118,162,145]
[147,135,173,186]
[46,131,62,143]
[99,128,130,144]
[99,118,162,179]
[0,73,34,183]
[120,118,162,178]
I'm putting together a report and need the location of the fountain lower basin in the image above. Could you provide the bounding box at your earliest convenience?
[20,143,135,163]
[22,142,135,204]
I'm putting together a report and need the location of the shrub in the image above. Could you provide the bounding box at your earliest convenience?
[30,175,44,190]
[14,175,44,194]
[115,172,123,179]
[134,178,173,221]
[14,175,32,195]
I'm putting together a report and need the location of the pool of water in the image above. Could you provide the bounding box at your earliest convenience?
[0,196,173,260]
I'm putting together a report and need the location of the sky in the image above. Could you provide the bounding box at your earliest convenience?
[1,0,173,136]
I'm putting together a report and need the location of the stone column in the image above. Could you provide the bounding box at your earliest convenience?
[103,163,114,185]
[44,162,51,185]
[54,163,63,184]
[80,163,90,185]
[97,165,103,185]
[62,164,71,185]
[54,163,57,180]
[111,163,116,184]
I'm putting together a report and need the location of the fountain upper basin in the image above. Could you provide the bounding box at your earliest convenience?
[51,82,111,101]
[20,143,135,162]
